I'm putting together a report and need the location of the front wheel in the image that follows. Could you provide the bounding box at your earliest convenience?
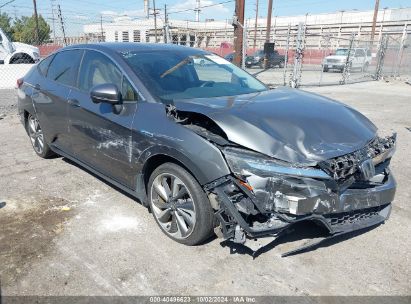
[362,62,369,72]
[148,163,214,245]
[26,113,54,158]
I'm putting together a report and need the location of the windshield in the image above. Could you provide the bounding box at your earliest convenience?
[335,49,349,56]
[120,51,267,102]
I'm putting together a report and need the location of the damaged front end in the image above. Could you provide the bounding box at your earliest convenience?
[204,134,397,256]
[166,103,396,255]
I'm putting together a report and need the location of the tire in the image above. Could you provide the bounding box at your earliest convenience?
[148,162,214,246]
[323,67,329,72]
[245,64,251,68]
[278,61,285,68]
[26,113,55,158]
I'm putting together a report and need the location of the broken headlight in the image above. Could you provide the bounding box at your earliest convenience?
[223,147,330,179]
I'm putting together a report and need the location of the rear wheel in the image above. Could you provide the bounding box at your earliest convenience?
[278,61,285,68]
[323,66,329,72]
[148,163,214,245]
[26,113,54,158]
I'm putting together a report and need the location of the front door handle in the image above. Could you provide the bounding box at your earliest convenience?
[67,98,80,108]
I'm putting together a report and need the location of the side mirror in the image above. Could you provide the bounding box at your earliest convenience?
[90,83,122,105]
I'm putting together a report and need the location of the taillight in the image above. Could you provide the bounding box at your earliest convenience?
[16,78,24,89]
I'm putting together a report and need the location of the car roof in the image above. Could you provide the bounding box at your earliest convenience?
[63,42,210,56]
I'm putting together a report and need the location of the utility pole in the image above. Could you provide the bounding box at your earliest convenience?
[100,15,104,42]
[195,0,201,22]
[144,0,150,19]
[32,0,40,45]
[371,0,380,42]
[164,4,170,43]
[233,0,245,67]
[263,0,273,68]
[152,0,158,43]
[50,0,56,43]
[57,4,67,46]
[253,0,259,51]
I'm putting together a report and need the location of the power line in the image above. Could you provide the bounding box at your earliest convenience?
[0,0,16,9]
[168,0,235,15]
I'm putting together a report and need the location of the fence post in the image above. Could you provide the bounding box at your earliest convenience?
[319,33,331,86]
[375,34,388,80]
[283,24,291,86]
[290,22,305,88]
[242,22,247,69]
[340,33,355,85]
[394,24,408,77]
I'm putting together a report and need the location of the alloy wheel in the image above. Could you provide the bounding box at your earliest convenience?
[150,173,196,240]
[28,115,44,154]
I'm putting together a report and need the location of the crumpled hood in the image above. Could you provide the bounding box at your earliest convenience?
[173,88,377,165]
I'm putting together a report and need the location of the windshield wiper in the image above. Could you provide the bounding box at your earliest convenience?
[160,55,202,78]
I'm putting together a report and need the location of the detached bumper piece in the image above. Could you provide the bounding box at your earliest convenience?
[206,173,394,257]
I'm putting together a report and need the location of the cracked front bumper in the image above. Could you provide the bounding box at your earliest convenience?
[208,170,395,250]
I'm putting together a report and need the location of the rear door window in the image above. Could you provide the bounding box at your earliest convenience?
[47,50,83,86]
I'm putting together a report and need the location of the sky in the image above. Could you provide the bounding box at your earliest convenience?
[0,0,409,35]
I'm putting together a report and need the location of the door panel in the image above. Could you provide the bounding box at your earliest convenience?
[32,79,72,152]
[32,50,83,155]
[68,50,138,188]
[68,89,137,188]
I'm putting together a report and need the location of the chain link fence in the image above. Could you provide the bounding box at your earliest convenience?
[243,23,411,88]
[1,13,410,89]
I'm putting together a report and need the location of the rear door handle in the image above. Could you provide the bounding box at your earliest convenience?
[67,98,80,108]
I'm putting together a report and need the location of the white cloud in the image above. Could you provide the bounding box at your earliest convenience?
[73,15,89,20]
[100,1,231,21]
[101,9,146,18]
[170,0,231,20]
[101,10,118,16]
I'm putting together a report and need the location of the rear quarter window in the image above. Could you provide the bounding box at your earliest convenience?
[37,55,55,77]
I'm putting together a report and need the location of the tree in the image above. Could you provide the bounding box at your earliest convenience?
[0,12,13,37]
[12,14,50,45]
